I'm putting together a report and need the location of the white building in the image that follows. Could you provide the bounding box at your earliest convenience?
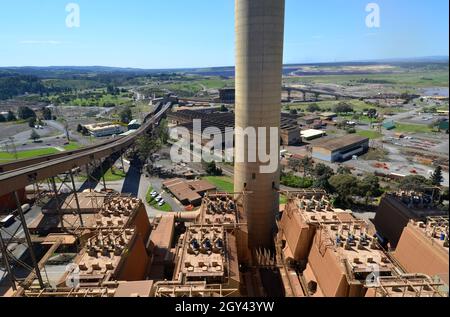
[84,122,125,137]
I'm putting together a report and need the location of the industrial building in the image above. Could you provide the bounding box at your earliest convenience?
[319,112,338,121]
[374,191,448,247]
[393,217,448,284]
[301,129,326,141]
[300,115,321,126]
[278,190,448,297]
[2,187,448,298]
[168,109,300,146]
[218,88,235,104]
[312,135,369,162]
[382,120,396,130]
[8,193,248,297]
[83,122,125,137]
[2,0,448,300]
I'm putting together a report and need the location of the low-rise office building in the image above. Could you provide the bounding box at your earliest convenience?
[162,178,217,206]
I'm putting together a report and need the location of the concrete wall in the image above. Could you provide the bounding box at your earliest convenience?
[312,140,369,163]
[234,0,285,249]
[374,196,414,247]
[131,204,151,244]
[116,233,150,281]
[280,210,315,262]
[393,224,449,278]
[307,233,349,297]
[312,148,332,162]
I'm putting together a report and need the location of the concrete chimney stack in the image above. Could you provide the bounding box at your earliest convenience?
[234,0,285,248]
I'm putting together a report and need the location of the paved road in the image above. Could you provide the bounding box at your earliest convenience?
[0,205,43,293]
[44,120,91,146]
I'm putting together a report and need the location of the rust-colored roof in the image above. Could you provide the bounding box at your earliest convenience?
[164,178,216,203]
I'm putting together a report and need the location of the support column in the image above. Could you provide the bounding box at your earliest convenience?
[120,154,125,172]
[99,159,107,191]
[50,177,65,230]
[0,234,16,291]
[69,170,84,227]
[13,191,45,289]
[85,164,91,185]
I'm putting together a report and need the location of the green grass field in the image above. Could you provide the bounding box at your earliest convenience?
[0,142,82,163]
[160,77,234,97]
[0,148,60,162]
[203,176,287,204]
[284,71,449,88]
[394,123,433,134]
[357,130,383,139]
[287,100,404,115]
[103,167,127,181]
[197,78,234,89]
[63,142,82,151]
[146,186,173,212]
[203,176,235,193]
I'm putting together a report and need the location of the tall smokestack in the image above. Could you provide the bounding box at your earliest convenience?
[234,0,285,248]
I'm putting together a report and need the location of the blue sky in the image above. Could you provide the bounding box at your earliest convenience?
[0,0,448,68]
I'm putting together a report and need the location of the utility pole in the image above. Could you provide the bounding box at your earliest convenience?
[9,137,18,160]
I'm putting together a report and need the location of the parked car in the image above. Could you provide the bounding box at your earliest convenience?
[158,200,165,207]
[0,214,16,228]
[21,204,31,214]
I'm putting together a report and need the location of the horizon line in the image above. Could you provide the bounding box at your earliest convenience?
[0,56,448,71]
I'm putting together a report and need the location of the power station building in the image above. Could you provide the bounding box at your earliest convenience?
[393,217,449,283]
[374,191,448,247]
[3,0,448,300]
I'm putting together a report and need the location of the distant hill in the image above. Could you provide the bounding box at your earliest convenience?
[0,56,448,80]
